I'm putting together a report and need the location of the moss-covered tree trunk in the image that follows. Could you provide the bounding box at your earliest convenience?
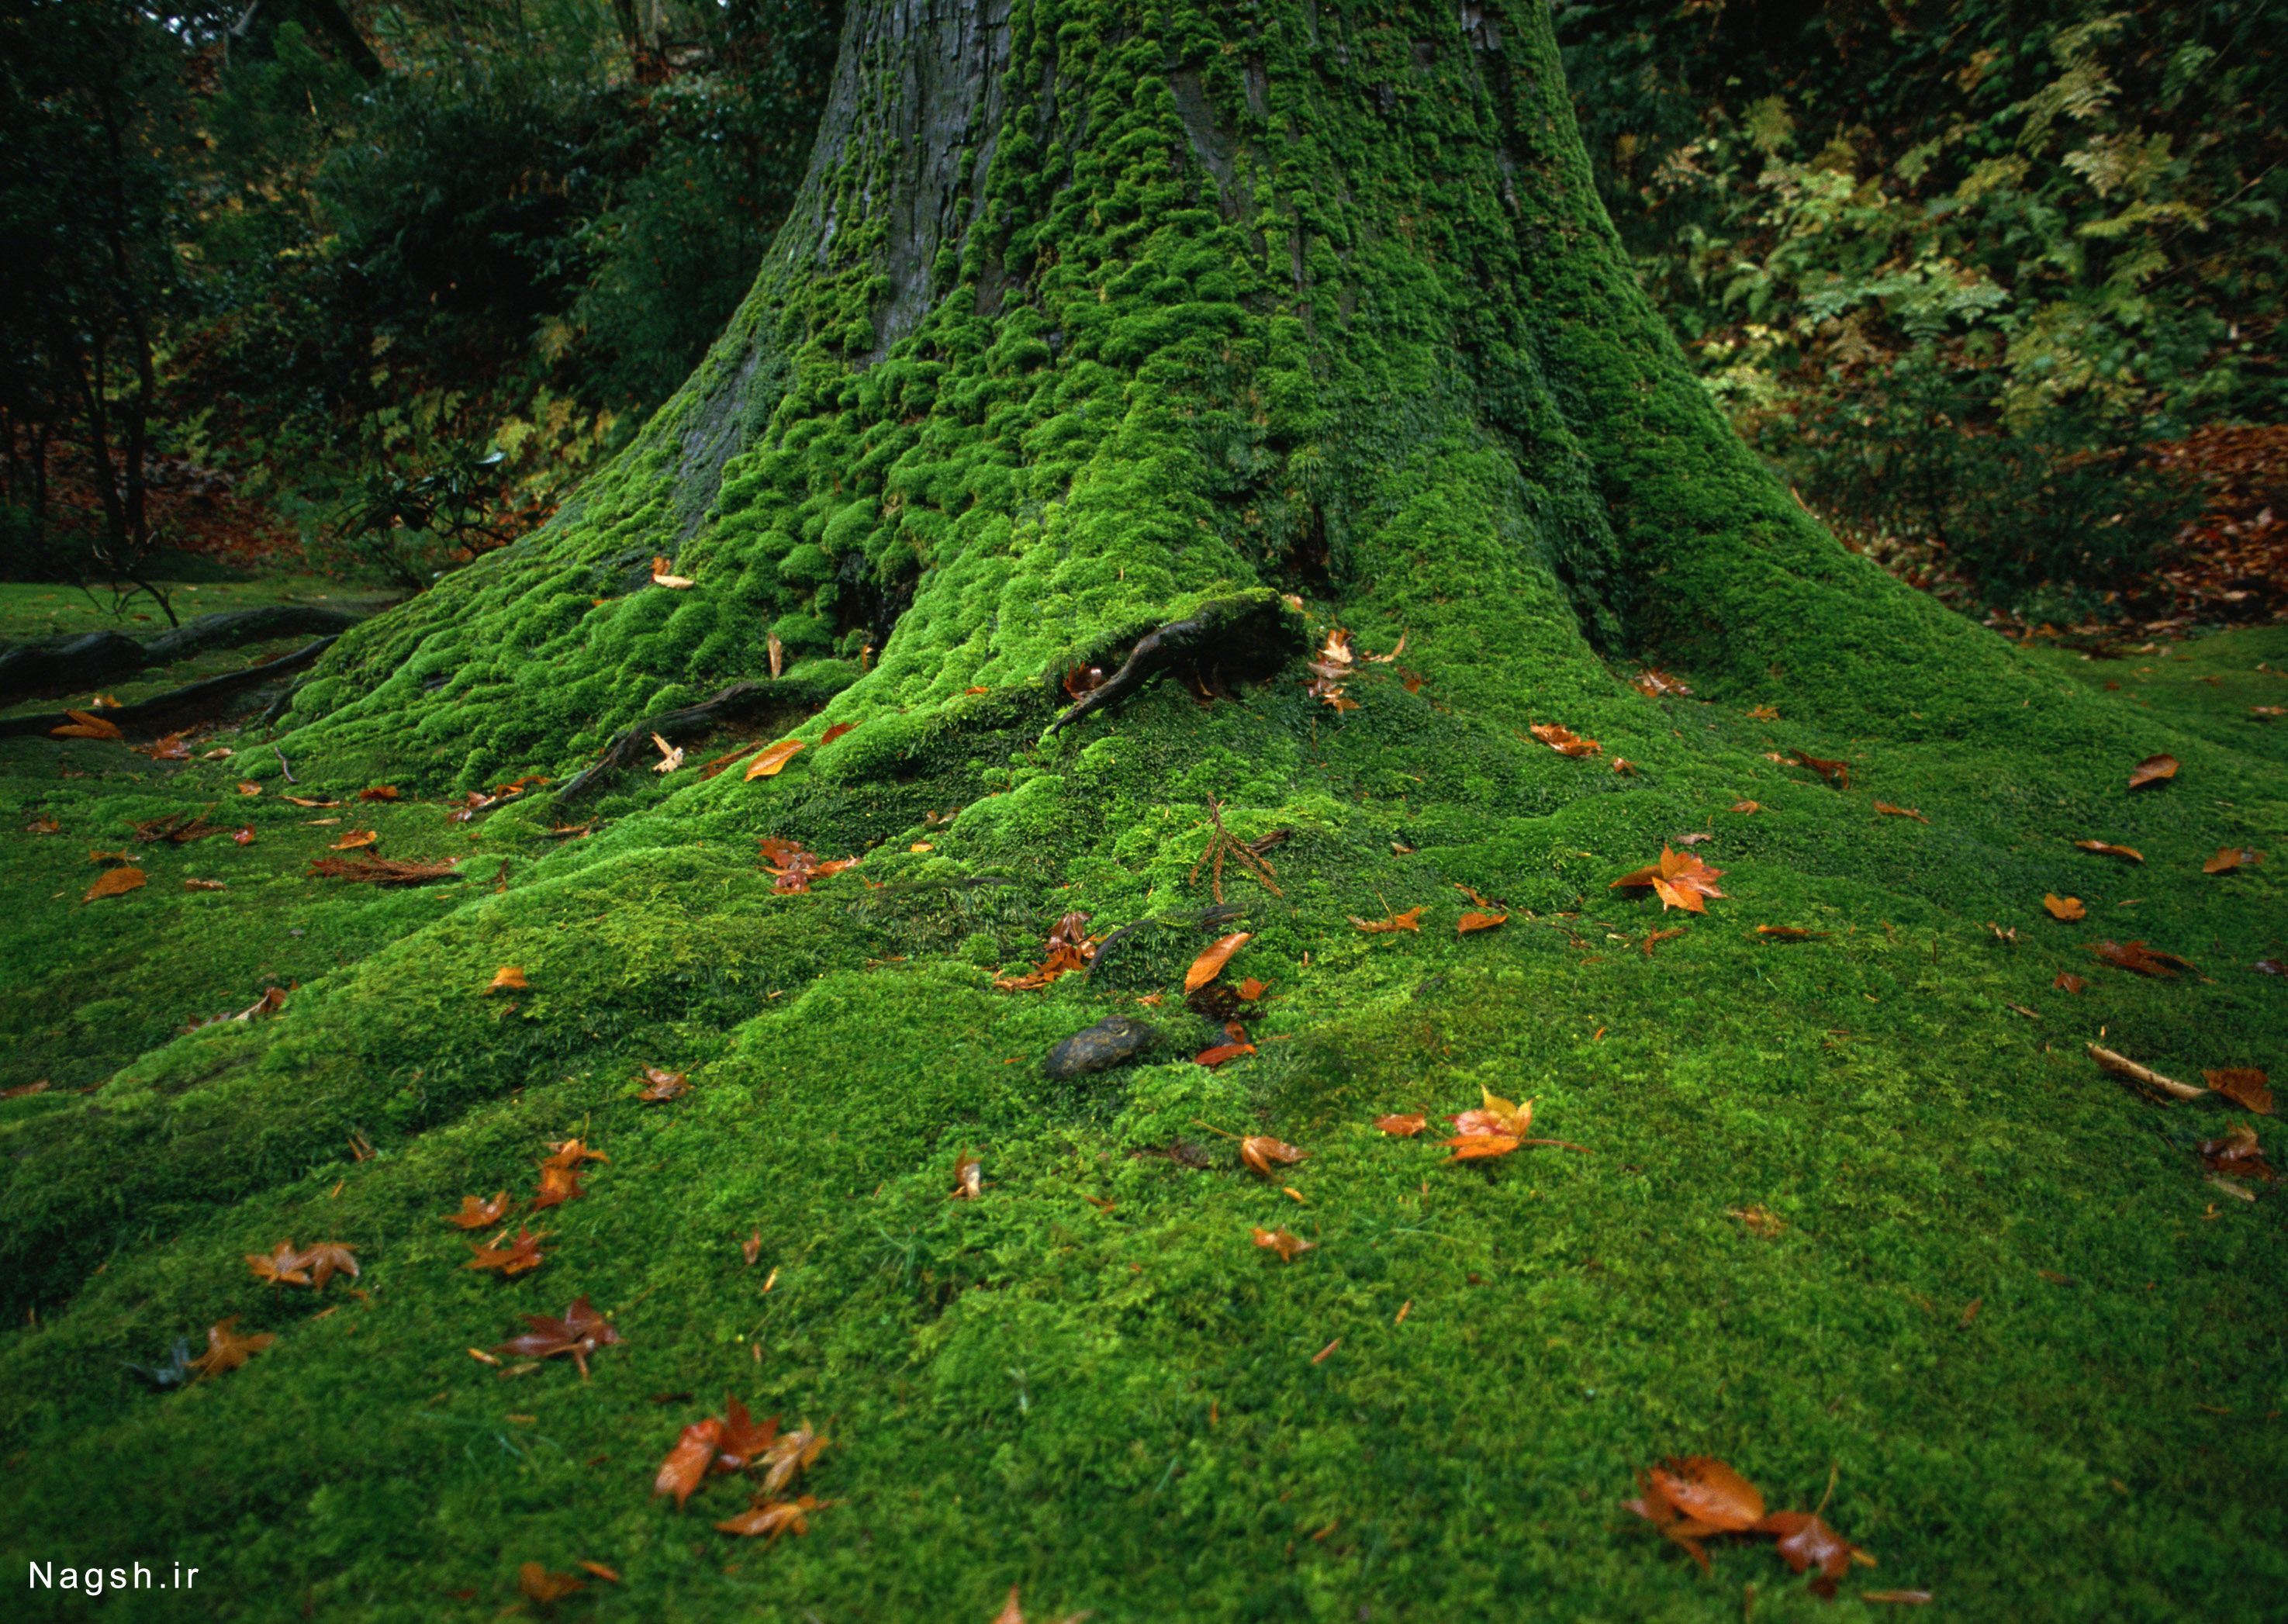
[281,0,2010,790]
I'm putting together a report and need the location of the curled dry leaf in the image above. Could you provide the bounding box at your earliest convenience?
[518,1564,585,1603]
[533,1164,588,1211]
[1239,1135,1305,1177]
[1195,1042,1255,1068]
[2200,1122,2276,1180]
[1529,721,1602,758]
[486,966,529,993]
[2053,972,2087,993]
[1756,1509,1876,1595]
[1728,1205,1785,1239]
[184,879,225,894]
[1731,800,1761,814]
[52,709,124,741]
[1184,931,1251,992]
[757,1423,830,1496]
[950,1149,983,1200]
[636,1065,689,1102]
[1873,802,1930,823]
[651,733,685,774]
[465,1225,549,1277]
[1633,669,1692,697]
[2089,940,2194,977]
[2127,753,2178,789]
[299,1242,360,1290]
[1785,748,1851,789]
[1643,926,1688,955]
[742,739,804,780]
[1457,910,1508,933]
[2203,1068,2273,1114]
[2043,894,2086,921]
[1374,1113,1427,1137]
[2203,846,2264,874]
[445,1191,512,1229]
[2075,840,2144,862]
[84,866,146,901]
[358,785,399,802]
[330,828,378,850]
[716,1494,828,1541]
[654,1418,724,1509]
[1350,905,1425,933]
[990,1582,1095,1624]
[756,834,857,894]
[1251,1225,1314,1261]
[650,555,695,589]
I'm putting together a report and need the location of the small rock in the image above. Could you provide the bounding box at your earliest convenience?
[1043,1016,1160,1080]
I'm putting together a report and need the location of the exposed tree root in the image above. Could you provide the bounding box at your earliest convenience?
[0,605,365,705]
[1043,596,1306,739]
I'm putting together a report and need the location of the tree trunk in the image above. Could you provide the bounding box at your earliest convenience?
[280,0,2034,792]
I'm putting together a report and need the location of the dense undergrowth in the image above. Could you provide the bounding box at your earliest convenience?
[2,615,2282,1620]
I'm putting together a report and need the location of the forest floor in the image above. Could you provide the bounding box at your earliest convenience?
[0,581,2281,1620]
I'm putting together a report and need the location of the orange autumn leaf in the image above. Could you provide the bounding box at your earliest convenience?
[2075,839,2144,862]
[299,1242,359,1291]
[445,1191,512,1229]
[1251,1225,1314,1261]
[188,1315,274,1380]
[989,1584,1094,1624]
[2203,846,2264,874]
[1731,799,1761,814]
[742,739,805,780]
[84,866,146,901]
[2127,753,2178,789]
[819,721,856,745]
[2053,972,2087,993]
[654,1417,724,1509]
[636,1065,689,1102]
[715,1494,827,1541]
[330,828,378,850]
[2088,939,2194,977]
[1239,1135,1305,1177]
[1374,1113,1427,1137]
[518,1564,585,1603]
[650,555,695,589]
[1236,976,1270,1000]
[1785,748,1851,789]
[1529,721,1602,758]
[576,1562,620,1584]
[544,1138,609,1170]
[1184,931,1251,992]
[1195,1042,1255,1068]
[532,1163,588,1210]
[466,1225,550,1277]
[357,785,399,802]
[1350,904,1425,933]
[715,1394,782,1472]
[1611,847,1728,914]
[51,709,124,741]
[486,966,528,993]
[245,1239,311,1287]
[2043,894,2086,921]
[1873,802,1930,823]
[1457,910,1508,933]
[2203,1068,2273,1114]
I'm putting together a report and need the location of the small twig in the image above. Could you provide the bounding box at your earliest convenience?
[271,744,296,784]
[2085,1042,2203,1103]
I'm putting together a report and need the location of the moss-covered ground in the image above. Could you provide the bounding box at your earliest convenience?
[2,613,2282,1622]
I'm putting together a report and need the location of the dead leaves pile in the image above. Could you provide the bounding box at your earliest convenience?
[758,834,856,893]
[651,1393,832,1539]
[995,910,1100,991]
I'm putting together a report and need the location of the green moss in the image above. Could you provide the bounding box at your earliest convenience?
[5,2,2286,1618]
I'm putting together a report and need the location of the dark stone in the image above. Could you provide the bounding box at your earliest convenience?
[1042,1016,1161,1080]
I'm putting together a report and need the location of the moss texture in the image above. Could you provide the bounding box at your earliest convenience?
[2,2,2285,1619]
